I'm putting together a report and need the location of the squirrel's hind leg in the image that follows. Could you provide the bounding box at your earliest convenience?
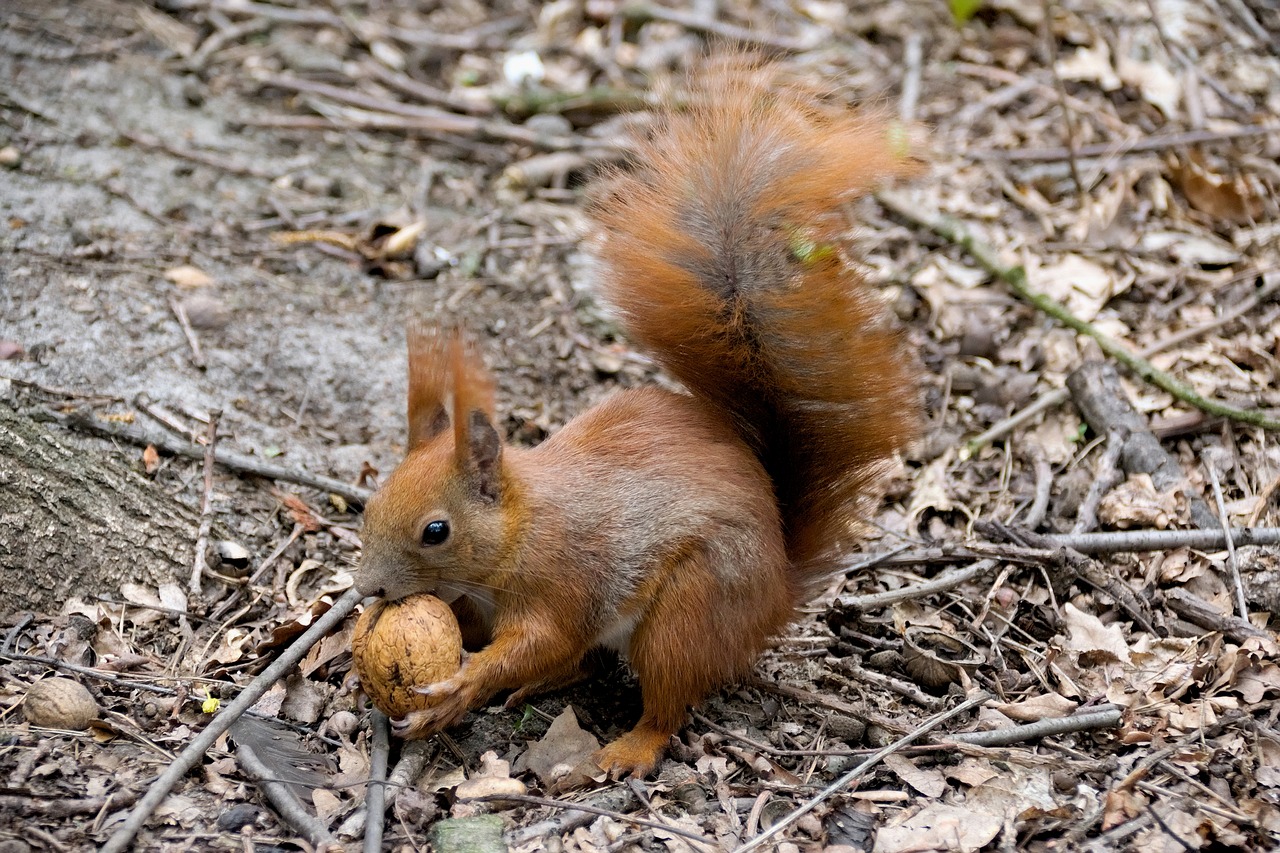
[594,543,789,779]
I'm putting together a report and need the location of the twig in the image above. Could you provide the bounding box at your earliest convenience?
[119,129,276,179]
[944,705,1122,747]
[900,33,922,123]
[839,527,1280,610]
[983,523,1159,635]
[1072,429,1127,534]
[960,271,1277,458]
[1067,361,1218,528]
[460,792,712,845]
[0,789,141,819]
[626,779,718,852]
[968,123,1280,162]
[255,73,580,149]
[1206,462,1248,620]
[506,787,638,847]
[619,3,817,52]
[877,191,1280,431]
[691,713,859,758]
[840,559,1001,612]
[47,409,371,506]
[363,711,390,853]
[1021,447,1053,529]
[732,693,989,852]
[360,61,489,116]
[189,409,221,596]
[1039,0,1086,202]
[1162,587,1269,644]
[962,388,1070,459]
[847,527,1280,569]
[167,296,206,369]
[236,739,338,850]
[99,587,362,853]
[1152,271,1280,355]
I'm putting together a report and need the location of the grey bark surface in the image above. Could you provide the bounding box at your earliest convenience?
[0,402,198,614]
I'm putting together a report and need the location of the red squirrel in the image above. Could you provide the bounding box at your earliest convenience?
[355,61,921,779]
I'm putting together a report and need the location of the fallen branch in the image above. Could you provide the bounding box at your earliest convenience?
[968,122,1280,162]
[944,705,1123,747]
[732,693,989,852]
[363,711,391,853]
[236,737,338,850]
[839,527,1280,611]
[877,192,1280,432]
[99,588,362,853]
[46,409,371,506]
[1068,361,1217,528]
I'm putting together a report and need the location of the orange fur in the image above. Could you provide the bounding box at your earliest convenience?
[356,59,921,780]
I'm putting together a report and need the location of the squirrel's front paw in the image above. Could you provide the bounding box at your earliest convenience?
[390,677,473,739]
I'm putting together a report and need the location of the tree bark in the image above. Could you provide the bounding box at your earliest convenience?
[0,401,199,614]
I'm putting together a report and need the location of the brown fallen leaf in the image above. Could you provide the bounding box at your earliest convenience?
[518,705,602,793]
[142,444,160,474]
[164,264,214,288]
[1170,151,1267,225]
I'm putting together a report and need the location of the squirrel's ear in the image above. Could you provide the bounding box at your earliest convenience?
[449,333,502,503]
[462,409,502,503]
[406,324,451,451]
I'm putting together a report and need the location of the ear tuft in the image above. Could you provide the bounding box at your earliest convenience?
[448,333,502,502]
[406,323,452,450]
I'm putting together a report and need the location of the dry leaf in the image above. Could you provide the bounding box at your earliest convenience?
[1170,153,1267,225]
[142,444,160,474]
[1098,474,1181,529]
[519,706,601,793]
[1029,254,1128,322]
[994,692,1078,722]
[883,753,947,798]
[455,751,528,801]
[163,264,214,288]
[874,802,1002,853]
[1063,603,1133,666]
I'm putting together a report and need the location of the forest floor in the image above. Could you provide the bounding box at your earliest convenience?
[2,0,1279,851]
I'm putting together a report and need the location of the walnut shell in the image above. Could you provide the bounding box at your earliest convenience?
[23,678,98,730]
[351,594,462,719]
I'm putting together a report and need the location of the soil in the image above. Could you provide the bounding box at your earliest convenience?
[2,0,1280,851]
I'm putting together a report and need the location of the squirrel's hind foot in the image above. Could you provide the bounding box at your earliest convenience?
[593,724,672,780]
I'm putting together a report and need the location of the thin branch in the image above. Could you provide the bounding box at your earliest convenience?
[877,191,1280,431]
[968,122,1280,162]
[944,705,1123,747]
[459,792,714,845]
[1206,462,1248,619]
[732,693,989,852]
[188,409,221,596]
[99,588,363,853]
[237,739,338,850]
[362,711,390,853]
[46,409,371,506]
[619,3,817,52]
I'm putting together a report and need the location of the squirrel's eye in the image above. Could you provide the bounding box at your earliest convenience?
[421,519,450,546]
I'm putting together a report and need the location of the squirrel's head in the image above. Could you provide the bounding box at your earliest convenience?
[357,327,508,602]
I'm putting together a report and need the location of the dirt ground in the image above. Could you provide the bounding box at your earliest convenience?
[2,0,1280,851]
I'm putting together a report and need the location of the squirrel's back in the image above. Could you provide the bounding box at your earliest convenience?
[591,60,920,587]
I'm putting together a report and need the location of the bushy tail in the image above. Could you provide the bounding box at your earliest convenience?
[590,60,921,587]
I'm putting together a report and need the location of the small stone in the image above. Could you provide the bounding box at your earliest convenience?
[327,710,359,737]
[217,803,261,832]
[180,294,231,330]
[0,146,20,168]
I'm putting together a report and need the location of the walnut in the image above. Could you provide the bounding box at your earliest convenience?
[351,594,462,719]
[23,678,98,730]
